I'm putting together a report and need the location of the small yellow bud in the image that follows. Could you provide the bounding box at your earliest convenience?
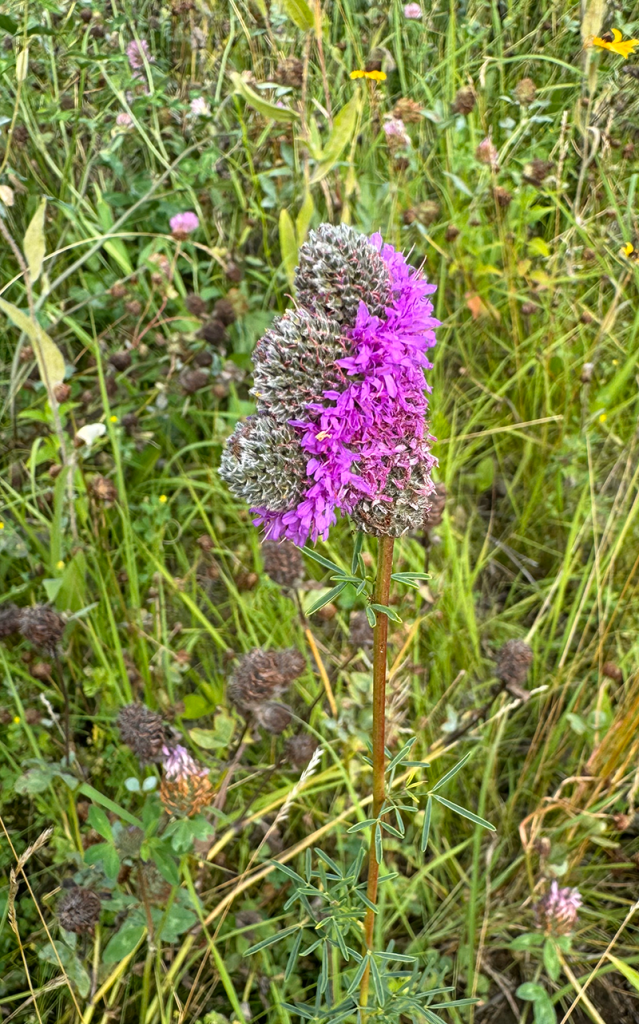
[56,560,65,570]
[599,413,607,423]
[13,716,20,724]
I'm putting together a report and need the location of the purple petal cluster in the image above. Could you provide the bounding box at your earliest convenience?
[536,880,582,935]
[161,744,209,781]
[251,235,438,544]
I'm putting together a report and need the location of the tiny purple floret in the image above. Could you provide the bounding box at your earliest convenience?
[127,39,152,71]
[162,744,209,781]
[170,211,200,237]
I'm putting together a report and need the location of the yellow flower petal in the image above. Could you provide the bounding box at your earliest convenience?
[622,242,635,256]
[612,28,622,41]
[350,70,365,79]
[365,70,387,81]
[159,494,168,503]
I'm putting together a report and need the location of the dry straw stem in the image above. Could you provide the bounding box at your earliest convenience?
[0,819,83,1021]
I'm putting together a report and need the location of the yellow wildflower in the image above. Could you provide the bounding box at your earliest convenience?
[0,522,4,529]
[599,413,607,423]
[110,415,118,423]
[13,716,20,724]
[56,560,65,570]
[621,242,638,259]
[159,494,168,504]
[350,69,387,81]
[591,28,639,58]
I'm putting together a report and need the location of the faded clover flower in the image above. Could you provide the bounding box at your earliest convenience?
[383,117,412,149]
[116,112,133,128]
[536,881,582,935]
[220,224,439,544]
[160,744,212,817]
[403,3,422,17]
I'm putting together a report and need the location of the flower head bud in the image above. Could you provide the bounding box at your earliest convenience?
[169,211,199,239]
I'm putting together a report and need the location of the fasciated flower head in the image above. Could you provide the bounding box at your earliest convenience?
[220,224,439,544]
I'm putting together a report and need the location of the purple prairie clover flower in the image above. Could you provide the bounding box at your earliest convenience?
[536,881,582,935]
[161,744,209,781]
[220,225,439,544]
[170,211,200,239]
[126,39,152,71]
[403,3,423,17]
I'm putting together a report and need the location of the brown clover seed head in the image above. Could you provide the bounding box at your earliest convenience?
[19,605,66,654]
[199,319,227,345]
[255,701,292,734]
[349,609,374,649]
[90,23,104,37]
[228,647,306,712]
[186,293,207,318]
[514,77,536,105]
[452,86,476,115]
[496,639,533,688]
[110,282,127,300]
[214,297,237,326]
[423,481,447,530]
[392,97,423,123]
[194,349,213,367]
[91,475,118,503]
[80,8,92,21]
[58,887,102,934]
[0,604,22,639]
[180,368,209,394]
[109,350,132,372]
[521,302,537,315]
[523,159,553,186]
[53,382,71,403]
[602,661,623,682]
[285,734,319,768]
[261,540,304,587]
[160,774,213,817]
[121,412,138,432]
[493,186,513,208]
[445,224,460,242]
[275,57,304,88]
[12,125,29,146]
[225,261,243,283]
[30,661,52,680]
[0,707,12,724]
[117,703,165,762]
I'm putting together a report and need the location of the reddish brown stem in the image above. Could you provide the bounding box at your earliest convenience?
[360,533,395,1008]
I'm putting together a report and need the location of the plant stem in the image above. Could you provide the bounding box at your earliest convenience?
[360,533,395,1008]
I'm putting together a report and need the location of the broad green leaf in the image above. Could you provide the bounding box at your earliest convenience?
[88,805,113,842]
[511,932,545,950]
[296,190,315,245]
[230,72,299,122]
[102,922,146,964]
[16,47,28,82]
[0,14,18,32]
[433,794,496,831]
[279,208,298,290]
[189,728,220,749]
[607,953,639,993]
[278,0,314,31]
[23,197,46,284]
[516,983,549,1001]
[0,298,65,391]
[311,94,359,184]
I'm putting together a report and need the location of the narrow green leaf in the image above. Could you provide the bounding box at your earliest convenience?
[15,47,28,82]
[391,572,432,583]
[279,208,298,290]
[278,0,314,30]
[301,547,345,574]
[365,606,376,627]
[231,72,299,122]
[306,581,347,615]
[433,794,496,830]
[430,751,473,794]
[23,197,46,284]
[347,954,370,995]
[420,796,433,852]
[369,955,385,1006]
[370,603,402,623]
[285,929,304,982]
[347,818,378,833]
[607,953,639,993]
[78,784,144,828]
[386,738,417,774]
[351,532,364,574]
[245,924,300,956]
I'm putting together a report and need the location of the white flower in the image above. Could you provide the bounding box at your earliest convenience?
[190,97,211,117]
[75,423,107,446]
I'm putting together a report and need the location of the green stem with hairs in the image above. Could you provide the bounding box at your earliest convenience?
[360,534,395,1008]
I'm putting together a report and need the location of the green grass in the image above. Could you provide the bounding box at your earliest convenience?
[2,0,639,1020]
